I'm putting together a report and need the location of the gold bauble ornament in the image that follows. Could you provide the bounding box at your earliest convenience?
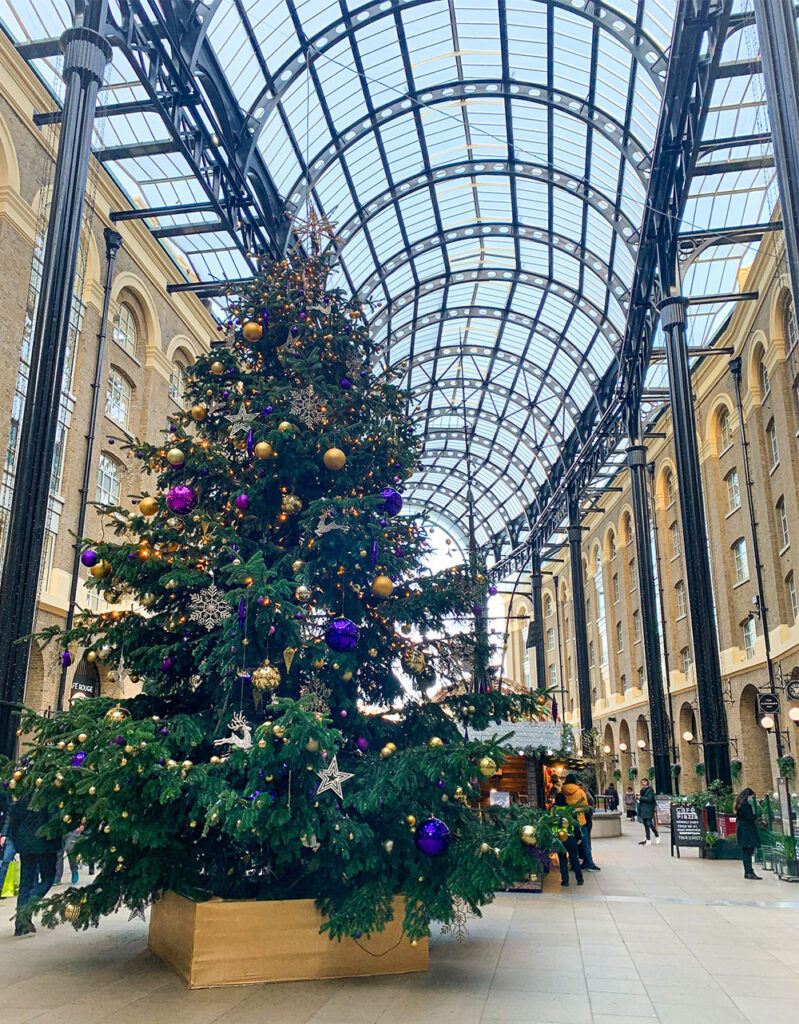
[181,760,193,771]
[367,648,378,658]
[88,786,96,796]
[12,770,23,781]
[190,404,206,421]
[294,585,312,602]
[138,497,158,517]
[478,756,497,778]
[323,447,346,471]
[105,587,123,605]
[380,745,393,759]
[105,706,128,724]
[210,755,221,764]
[520,825,537,846]
[86,651,98,663]
[382,839,394,853]
[291,559,304,573]
[371,575,394,598]
[90,560,112,579]
[253,440,273,459]
[166,447,185,466]
[557,829,569,842]
[278,420,293,433]
[479,842,491,854]
[140,592,157,607]
[306,738,319,752]
[282,494,302,514]
[242,320,263,342]
[64,903,81,922]
[406,815,416,827]
[385,742,397,753]
[78,733,87,743]
[252,660,281,691]
[209,361,224,375]
[428,736,444,748]
[403,650,426,675]
[272,725,285,739]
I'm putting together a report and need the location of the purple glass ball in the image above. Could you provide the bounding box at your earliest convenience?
[80,550,98,568]
[471,605,483,616]
[488,585,498,596]
[234,494,250,511]
[165,485,198,516]
[380,488,403,517]
[115,736,125,745]
[414,817,451,858]
[325,617,359,652]
[160,656,174,672]
[340,378,352,390]
[291,326,299,336]
[70,751,87,767]
[356,737,369,751]
[60,651,72,667]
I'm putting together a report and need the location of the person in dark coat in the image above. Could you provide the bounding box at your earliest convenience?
[734,788,761,880]
[638,780,660,844]
[3,795,59,935]
[603,783,619,811]
[0,788,16,894]
[554,792,584,887]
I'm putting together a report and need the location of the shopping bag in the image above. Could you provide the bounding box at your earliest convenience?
[1,858,20,898]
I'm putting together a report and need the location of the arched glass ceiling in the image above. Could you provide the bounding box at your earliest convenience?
[1,0,773,554]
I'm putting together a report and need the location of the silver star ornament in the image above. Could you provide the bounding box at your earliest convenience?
[315,754,353,799]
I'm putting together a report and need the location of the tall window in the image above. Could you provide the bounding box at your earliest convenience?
[589,641,595,667]
[629,557,637,591]
[608,531,617,559]
[664,469,676,506]
[725,468,741,513]
[586,597,591,621]
[96,454,121,506]
[733,538,749,583]
[760,358,771,399]
[669,522,681,559]
[633,610,642,643]
[681,647,692,677]
[768,419,779,469]
[675,580,687,618]
[742,616,756,659]
[106,368,132,430]
[785,297,799,353]
[718,408,732,451]
[638,666,646,691]
[169,364,186,403]
[112,302,137,356]
[616,621,623,652]
[778,497,790,549]
[548,663,557,689]
[612,573,620,603]
[545,595,553,617]
[547,628,555,651]
[788,572,798,622]
[620,673,626,695]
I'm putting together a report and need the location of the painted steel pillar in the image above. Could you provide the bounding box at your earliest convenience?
[568,497,593,736]
[530,546,546,688]
[0,0,112,756]
[753,0,799,316]
[659,296,731,785]
[627,442,672,794]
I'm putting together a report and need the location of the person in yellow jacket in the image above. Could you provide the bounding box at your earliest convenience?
[561,774,601,870]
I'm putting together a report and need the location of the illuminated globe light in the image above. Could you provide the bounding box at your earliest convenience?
[619,743,628,752]
[789,706,799,723]
[682,731,693,742]
[325,617,359,652]
[414,817,451,857]
[165,485,198,516]
[760,715,775,730]
[637,739,646,749]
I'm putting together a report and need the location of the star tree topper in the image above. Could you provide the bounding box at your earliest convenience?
[316,754,353,799]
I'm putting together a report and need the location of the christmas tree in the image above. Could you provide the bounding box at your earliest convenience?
[4,238,564,940]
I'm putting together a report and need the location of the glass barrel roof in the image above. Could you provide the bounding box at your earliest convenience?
[0,0,775,557]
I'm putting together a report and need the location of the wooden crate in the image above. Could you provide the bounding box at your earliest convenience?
[148,891,428,988]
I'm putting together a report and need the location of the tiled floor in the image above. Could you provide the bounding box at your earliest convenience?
[2,822,798,1023]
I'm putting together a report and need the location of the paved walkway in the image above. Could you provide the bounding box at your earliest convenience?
[1,822,798,1023]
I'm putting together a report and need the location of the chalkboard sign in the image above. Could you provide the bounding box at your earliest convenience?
[670,804,705,858]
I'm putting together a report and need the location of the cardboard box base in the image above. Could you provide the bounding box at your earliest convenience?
[148,891,428,988]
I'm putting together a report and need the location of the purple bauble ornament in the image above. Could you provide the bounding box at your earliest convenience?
[70,751,87,767]
[246,429,255,458]
[488,585,498,596]
[291,326,299,337]
[380,488,403,517]
[165,485,198,516]
[471,605,483,616]
[60,651,72,667]
[234,493,250,511]
[160,656,174,672]
[356,737,369,752]
[325,617,359,652]
[340,378,352,390]
[414,817,451,858]
[80,550,98,568]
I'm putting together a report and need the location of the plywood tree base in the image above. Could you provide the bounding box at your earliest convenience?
[148,891,428,988]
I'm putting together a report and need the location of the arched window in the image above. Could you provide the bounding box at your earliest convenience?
[788,572,798,622]
[785,297,799,353]
[718,407,732,451]
[96,454,121,505]
[106,368,132,429]
[767,419,779,468]
[669,522,681,559]
[544,594,553,617]
[664,468,676,507]
[778,496,790,549]
[675,580,686,618]
[733,538,749,583]
[629,556,637,591]
[725,468,740,513]
[608,530,616,559]
[113,302,137,356]
[760,358,771,399]
[633,610,642,642]
[622,513,632,545]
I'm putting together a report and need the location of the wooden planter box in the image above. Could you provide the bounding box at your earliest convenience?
[148,891,428,988]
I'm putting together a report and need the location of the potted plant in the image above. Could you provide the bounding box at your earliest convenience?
[778,755,796,781]
[670,763,681,779]
[704,831,720,859]
[730,759,742,782]
[628,766,638,781]
[647,765,656,781]
[695,763,706,779]
[612,769,622,782]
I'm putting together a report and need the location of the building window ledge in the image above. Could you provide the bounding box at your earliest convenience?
[718,442,734,458]
[733,578,750,589]
[770,461,780,475]
[725,506,740,519]
[779,543,791,556]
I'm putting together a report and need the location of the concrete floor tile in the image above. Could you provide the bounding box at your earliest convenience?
[589,991,656,1017]
[479,992,591,1024]
[729,995,799,1024]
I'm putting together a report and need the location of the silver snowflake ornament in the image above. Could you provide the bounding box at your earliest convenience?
[440,896,473,942]
[316,754,353,799]
[188,583,231,630]
[300,678,332,715]
[289,385,325,428]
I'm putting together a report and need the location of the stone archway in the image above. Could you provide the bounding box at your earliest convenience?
[679,703,701,793]
[602,722,615,791]
[636,716,652,781]
[738,684,774,796]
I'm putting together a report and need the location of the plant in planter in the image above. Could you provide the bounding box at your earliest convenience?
[695,762,706,778]
[1,246,557,951]
[628,766,638,781]
[730,759,742,782]
[613,769,622,782]
[778,755,796,781]
[670,763,681,778]
[647,765,656,781]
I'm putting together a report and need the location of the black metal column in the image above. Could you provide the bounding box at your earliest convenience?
[530,546,546,688]
[568,497,593,736]
[0,0,111,757]
[659,296,731,785]
[753,0,799,316]
[627,441,672,794]
[56,226,122,712]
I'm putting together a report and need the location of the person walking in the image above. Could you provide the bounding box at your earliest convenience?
[734,788,762,880]
[554,792,584,887]
[54,825,84,886]
[561,774,600,870]
[3,795,59,935]
[624,786,637,820]
[0,788,16,895]
[638,779,660,844]
[604,782,619,811]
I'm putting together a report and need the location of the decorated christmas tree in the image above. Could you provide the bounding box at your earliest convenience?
[4,233,564,940]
